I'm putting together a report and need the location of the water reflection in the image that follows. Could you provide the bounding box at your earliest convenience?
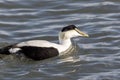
[0,0,120,80]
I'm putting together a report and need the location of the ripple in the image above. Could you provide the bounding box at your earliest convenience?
[78,70,120,80]
[0,0,120,80]
[68,1,119,7]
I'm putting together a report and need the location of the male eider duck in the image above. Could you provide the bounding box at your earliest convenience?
[0,25,89,60]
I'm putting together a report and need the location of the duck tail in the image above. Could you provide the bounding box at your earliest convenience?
[0,45,13,55]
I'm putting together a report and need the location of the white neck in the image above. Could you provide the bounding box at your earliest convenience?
[57,33,72,53]
[59,32,72,45]
[59,38,71,46]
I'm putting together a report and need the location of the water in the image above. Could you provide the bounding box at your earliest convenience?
[0,0,120,80]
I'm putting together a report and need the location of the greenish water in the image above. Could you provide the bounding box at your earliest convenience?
[0,0,120,80]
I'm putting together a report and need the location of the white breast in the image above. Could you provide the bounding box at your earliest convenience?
[16,40,56,47]
[16,40,66,53]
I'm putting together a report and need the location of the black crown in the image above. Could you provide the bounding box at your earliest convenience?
[61,25,77,32]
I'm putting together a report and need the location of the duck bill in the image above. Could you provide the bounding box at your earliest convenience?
[75,28,89,37]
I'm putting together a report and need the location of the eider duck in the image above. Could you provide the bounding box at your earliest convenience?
[0,25,89,60]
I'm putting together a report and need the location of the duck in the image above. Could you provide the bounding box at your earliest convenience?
[0,25,89,60]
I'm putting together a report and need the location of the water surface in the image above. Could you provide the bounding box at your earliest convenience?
[0,0,120,80]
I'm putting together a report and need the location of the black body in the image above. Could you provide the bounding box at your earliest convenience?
[19,46,59,60]
[0,45,59,60]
